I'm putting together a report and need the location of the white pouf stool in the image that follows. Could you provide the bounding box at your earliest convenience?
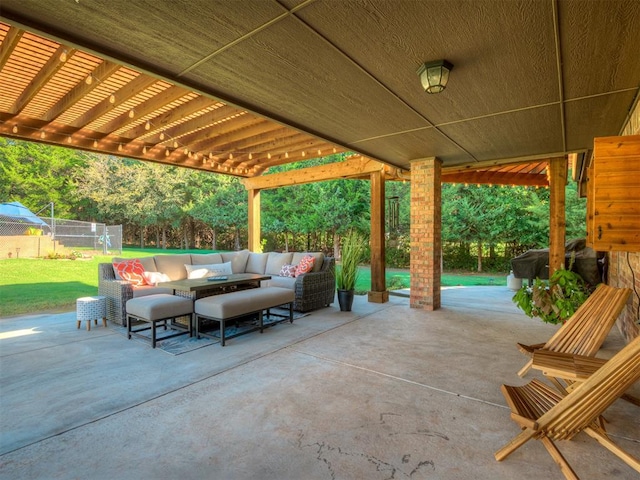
[76,296,107,331]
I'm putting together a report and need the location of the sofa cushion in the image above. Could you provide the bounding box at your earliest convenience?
[112,256,156,279]
[185,262,233,279]
[113,259,146,286]
[292,252,324,273]
[280,264,297,278]
[265,252,294,276]
[190,253,223,265]
[154,254,192,281]
[221,249,250,273]
[245,252,269,274]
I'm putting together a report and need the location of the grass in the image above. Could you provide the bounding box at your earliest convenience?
[0,250,507,318]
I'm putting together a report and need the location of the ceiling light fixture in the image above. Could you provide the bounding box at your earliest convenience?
[417,60,453,94]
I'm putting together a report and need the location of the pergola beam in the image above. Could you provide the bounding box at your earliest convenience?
[71,75,158,128]
[242,156,385,190]
[11,46,75,114]
[43,60,121,122]
[442,171,549,186]
[0,26,23,72]
[100,84,188,135]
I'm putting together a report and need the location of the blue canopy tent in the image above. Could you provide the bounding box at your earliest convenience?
[0,202,50,235]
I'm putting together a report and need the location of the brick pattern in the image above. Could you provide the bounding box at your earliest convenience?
[610,99,640,343]
[410,158,442,310]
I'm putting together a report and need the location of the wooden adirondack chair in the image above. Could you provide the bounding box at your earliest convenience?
[496,335,640,479]
[517,283,631,377]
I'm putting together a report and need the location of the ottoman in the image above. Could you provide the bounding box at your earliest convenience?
[76,296,107,331]
[126,294,193,348]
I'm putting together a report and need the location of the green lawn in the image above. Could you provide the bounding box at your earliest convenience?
[0,251,507,318]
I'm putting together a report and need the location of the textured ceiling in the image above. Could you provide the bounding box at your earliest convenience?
[0,0,638,176]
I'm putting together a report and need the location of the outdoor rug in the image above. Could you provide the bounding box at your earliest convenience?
[111,308,309,355]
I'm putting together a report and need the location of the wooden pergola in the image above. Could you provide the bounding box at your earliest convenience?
[1,1,638,309]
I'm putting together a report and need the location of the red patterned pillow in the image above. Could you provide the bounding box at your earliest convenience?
[295,255,315,277]
[113,259,146,286]
[279,264,297,278]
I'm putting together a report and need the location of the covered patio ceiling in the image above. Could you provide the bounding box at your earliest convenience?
[0,1,638,185]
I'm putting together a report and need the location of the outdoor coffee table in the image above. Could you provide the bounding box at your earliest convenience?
[159,273,271,301]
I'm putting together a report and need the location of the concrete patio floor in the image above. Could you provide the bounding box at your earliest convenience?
[0,287,638,479]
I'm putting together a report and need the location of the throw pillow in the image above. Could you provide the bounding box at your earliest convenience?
[279,264,297,278]
[142,271,171,285]
[295,254,315,277]
[113,259,146,286]
[185,262,233,279]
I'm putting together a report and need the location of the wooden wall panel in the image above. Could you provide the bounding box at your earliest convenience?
[588,135,640,252]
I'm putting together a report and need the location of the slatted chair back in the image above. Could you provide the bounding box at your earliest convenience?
[517,284,631,377]
[544,284,631,356]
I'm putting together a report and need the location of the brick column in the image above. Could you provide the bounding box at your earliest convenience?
[410,157,442,310]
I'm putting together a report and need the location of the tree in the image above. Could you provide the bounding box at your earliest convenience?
[0,138,88,218]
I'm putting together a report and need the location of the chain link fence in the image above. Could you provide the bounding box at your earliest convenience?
[0,217,122,259]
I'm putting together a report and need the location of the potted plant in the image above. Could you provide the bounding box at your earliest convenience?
[336,230,367,311]
[512,265,592,325]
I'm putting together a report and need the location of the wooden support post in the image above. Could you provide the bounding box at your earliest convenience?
[549,157,567,276]
[369,169,388,303]
[248,188,261,252]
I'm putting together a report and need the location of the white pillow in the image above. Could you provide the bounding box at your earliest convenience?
[142,271,171,285]
[185,262,232,279]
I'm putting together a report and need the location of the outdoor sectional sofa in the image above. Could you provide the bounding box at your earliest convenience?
[98,250,335,325]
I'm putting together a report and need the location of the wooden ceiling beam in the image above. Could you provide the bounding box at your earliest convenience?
[153,104,246,147]
[223,133,310,166]
[242,156,382,190]
[212,126,294,159]
[43,60,121,122]
[98,84,188,135]
[122,94,215,139]
[442,153,566,175]
[242,139,336,169]
[70,74,158,128]
[193,121,285,154]
[0,26,23,72]
[10,45,76,114]
[441,171,548,186]
[257,147,347,171]
[181,115,266,153]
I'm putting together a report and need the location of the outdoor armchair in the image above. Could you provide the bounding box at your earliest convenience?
[496,335,640,479]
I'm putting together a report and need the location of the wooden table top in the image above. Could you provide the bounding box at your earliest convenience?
[158,273,271,292]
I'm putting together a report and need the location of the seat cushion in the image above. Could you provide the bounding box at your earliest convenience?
[194,287,294,319]
[126,294,193,320]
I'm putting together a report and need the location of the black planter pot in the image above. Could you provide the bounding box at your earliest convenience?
[337,289,354,311]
